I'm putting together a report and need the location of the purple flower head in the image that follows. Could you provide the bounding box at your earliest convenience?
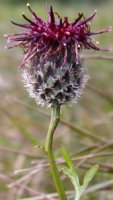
[5,4,111,69]
[5,4,112,107]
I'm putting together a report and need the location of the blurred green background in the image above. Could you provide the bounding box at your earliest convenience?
[0,0,113,200]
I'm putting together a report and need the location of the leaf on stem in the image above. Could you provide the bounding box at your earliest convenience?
[61,147,99,200]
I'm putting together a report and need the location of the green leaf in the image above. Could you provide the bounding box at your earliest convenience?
[61,166,84,200]
[61,146,75,169]
[61,166,80,189]
[61,146,99,200]
[83,165,99,190]
[61,150,99,200]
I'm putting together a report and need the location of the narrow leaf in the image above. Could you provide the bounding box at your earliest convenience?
[61,166,80,189]
[61,146,75,169]
[83,165,99,189]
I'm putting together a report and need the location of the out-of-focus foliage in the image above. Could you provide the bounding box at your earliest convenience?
[1,0,111,5]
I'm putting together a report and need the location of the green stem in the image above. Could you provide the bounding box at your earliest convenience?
[45,104,67,200]
[75,194,81,200]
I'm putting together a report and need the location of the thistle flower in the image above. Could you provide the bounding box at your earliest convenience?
[5,4,111,107]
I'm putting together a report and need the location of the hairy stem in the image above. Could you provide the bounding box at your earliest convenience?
[45,104,67,200]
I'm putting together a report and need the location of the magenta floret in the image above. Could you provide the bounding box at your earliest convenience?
[5,4,111,69]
